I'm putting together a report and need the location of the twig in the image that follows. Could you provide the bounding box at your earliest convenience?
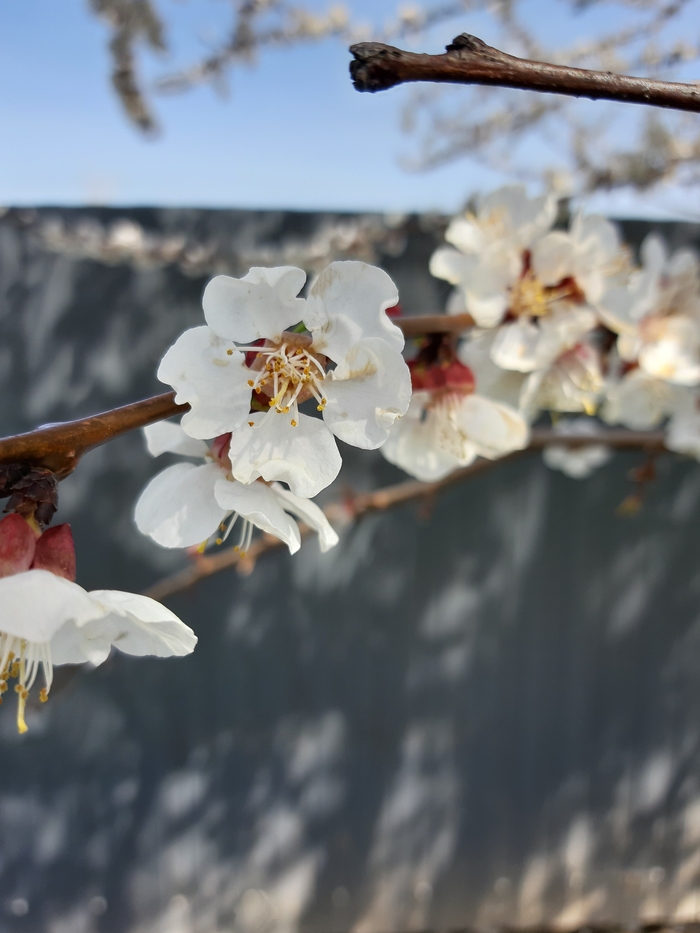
[0,392,186,476]
[144,425,670,602]
[349,33,700,113]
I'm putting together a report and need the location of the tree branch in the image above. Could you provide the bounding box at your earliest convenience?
[144,425,670,602]
[349,33,700,113]
[0,392,187,476]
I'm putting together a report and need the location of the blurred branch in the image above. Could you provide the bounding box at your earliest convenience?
[350,34,700,113]
[89,0,166,132]
[144,424,669,602]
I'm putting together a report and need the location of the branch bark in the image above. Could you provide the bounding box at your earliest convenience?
[144,425,670,602]
[0,392,186,476]
[350,33,700,113]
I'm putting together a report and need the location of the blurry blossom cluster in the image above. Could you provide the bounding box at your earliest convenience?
[383,185,700,482]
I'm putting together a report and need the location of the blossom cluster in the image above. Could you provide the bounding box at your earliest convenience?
[383,184,700,481]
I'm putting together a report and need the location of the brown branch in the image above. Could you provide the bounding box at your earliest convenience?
[0,392,187,476]
[144,425,670,602]
[349,33,700,113]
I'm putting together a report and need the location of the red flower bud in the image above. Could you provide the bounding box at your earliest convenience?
[0,514,37,578]
[32,524,77,582]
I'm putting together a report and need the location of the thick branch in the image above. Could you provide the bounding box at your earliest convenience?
[350,34,700,113]
[144,425,670,602]
[0,392,186,476]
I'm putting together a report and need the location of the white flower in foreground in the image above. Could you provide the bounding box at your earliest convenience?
[542,418,612,479]
[0,515,195,733]
[158,262,411,497]
[599,234,700,386]
[134,422,338,554]
[430,185,557,327]
[381,355,529,482]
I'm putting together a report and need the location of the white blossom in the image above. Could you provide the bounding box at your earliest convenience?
[601,367,682,429]
[134,422,339,554]
[158,262,411,497]
[381,381,529,483]
[542,418,612,479]
[600,234,700,386]
[0,515,195,734]
[430,185,557,327]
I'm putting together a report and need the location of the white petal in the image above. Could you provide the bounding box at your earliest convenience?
[444,216,484,254]
[381,395,471,482]
[638,316,700,386]
[50,620,103,667]
[143,421,209,458]
[214,477,301,554]
[458,331,528,410]
[134,462,227,548]
[305,262,403,362]
[543,444,611,479]
[322,338,412,449]
[455,394,529,459]
[602,370,677,429]
[0,570,100,644]
[157,326,252,439]
[269,484,339,552]
[531,231,576,286]
[490,319,542,372]
[82,590,197,662]
[667,406,700,459]
[228,413,342,498]
[429,247,475,285]
[202,267,306,342]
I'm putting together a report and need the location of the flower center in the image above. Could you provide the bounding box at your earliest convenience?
[240,335,328,426]
[509,270,585,319]
[0,635,52,734]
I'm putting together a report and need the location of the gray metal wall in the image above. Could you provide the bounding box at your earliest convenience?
[1,208,700,933]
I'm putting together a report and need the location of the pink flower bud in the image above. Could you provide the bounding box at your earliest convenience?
[32,524,77,581]
[0,513,37,578]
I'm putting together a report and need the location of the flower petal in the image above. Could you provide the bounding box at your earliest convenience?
[305,261,403,362]
[228,413,342,498]
[158,326,252,439]
[455,394,529,459]
[269,483,339,552]
[381,392,474,482]
[81,590,197,662]
[203,267,306,342]
[143,421,209,458]
[214,477,301,554]
[0,570,99,643]
[134,462,227,548]
[602,369,677,429]
[322,337,412,449]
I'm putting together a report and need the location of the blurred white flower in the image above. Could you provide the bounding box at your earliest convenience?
[0,515,195,734]
[600,234,700,386]
[159,261,411,497]
[381,354,528,482]
[519,341,605,420]
[601,367,682,429]
[134,422,338,555]
[542,418,612,479]
[665,390,700,459]
[430,185,557,327]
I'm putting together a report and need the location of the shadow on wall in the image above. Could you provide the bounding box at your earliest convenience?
[1,209,700,932]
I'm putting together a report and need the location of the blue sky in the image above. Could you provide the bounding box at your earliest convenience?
[0,0,698,218]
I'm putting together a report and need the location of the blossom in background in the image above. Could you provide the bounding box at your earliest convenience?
[158,262,411,497]
[542,417,612,479]
[430,185,557,327]
[599,235,700,387]
[664,390,700,460]
[134,421,339,555]
[381,337,529,482]
[431,186,627,424]
[0,514,196,733]
[601,367,683,430]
